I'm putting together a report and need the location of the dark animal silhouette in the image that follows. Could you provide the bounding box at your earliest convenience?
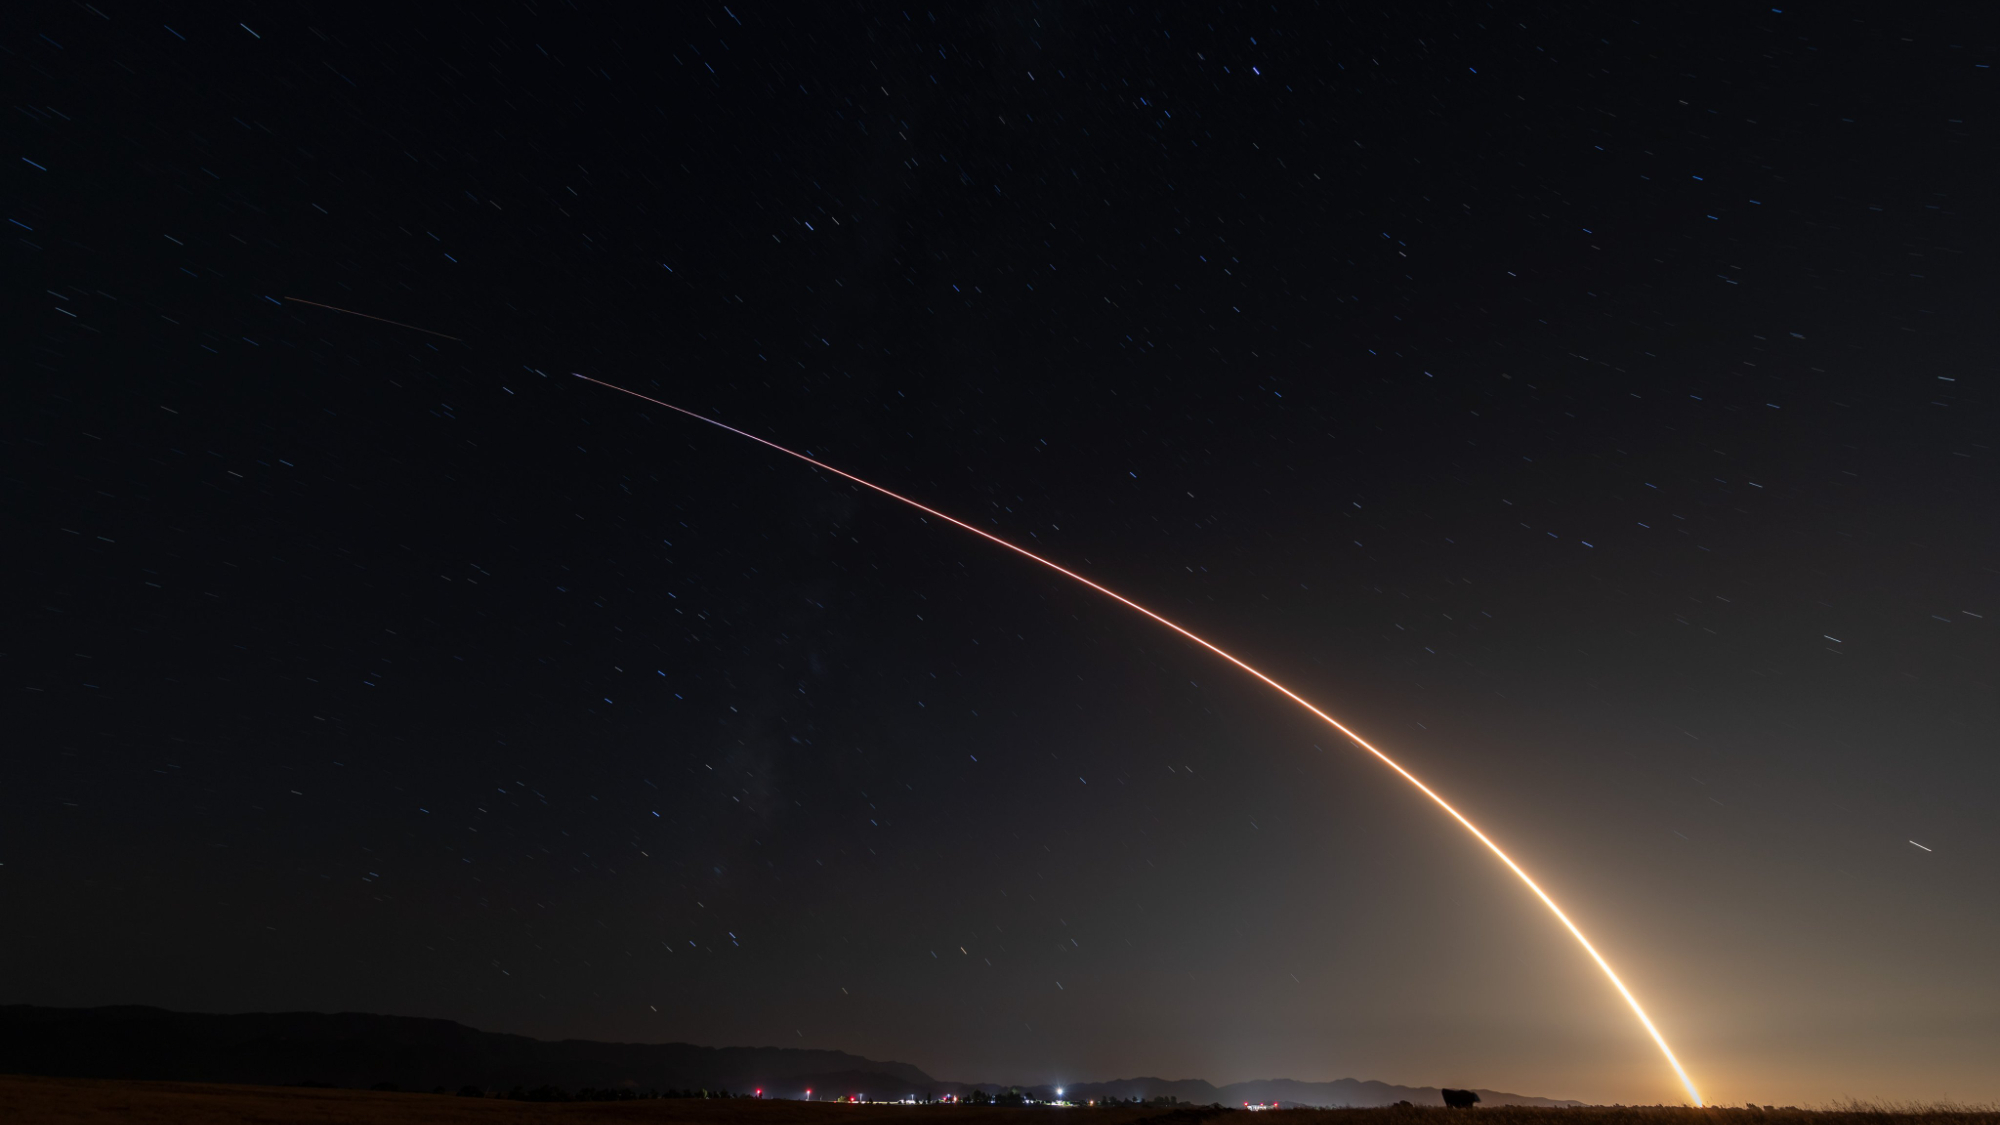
[1442,1089,1482,1109]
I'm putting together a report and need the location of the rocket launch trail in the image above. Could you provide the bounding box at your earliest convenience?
[272,293,1699,1097]
[574,372,1707,1106]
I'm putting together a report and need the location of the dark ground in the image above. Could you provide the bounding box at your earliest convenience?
[3,1076,1996,1125]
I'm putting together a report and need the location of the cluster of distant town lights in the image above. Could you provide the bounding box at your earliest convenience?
[775,1089,1281,1108]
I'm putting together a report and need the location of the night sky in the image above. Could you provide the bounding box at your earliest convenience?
[7,1,1998,1109]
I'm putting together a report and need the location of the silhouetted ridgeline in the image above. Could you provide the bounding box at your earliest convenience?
[0,1005,1579,1107]
[1054,1080,1577,1109]
[0,1006,928,1094]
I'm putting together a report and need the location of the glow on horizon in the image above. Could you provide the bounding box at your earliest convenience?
[574,372,1707,1107]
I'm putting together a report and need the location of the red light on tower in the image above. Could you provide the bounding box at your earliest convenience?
[756,1089,763,1099]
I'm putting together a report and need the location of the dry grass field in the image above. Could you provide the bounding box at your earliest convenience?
[2,1077,1995,1125]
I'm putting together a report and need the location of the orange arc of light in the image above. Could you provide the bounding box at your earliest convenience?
[572,372,1706,1107]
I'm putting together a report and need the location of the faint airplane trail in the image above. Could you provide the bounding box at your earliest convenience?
[282,296,463,341]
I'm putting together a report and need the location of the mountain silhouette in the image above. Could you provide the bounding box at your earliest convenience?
[0,1005,1579,1106]
[1024,1078,1578,1108]
[0,1005,927,1093]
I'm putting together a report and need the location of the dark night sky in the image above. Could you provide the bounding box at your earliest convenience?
[6,1,1998,1107]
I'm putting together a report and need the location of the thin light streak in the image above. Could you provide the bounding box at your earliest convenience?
[282,297,462,341]
[574,372,1706,1107]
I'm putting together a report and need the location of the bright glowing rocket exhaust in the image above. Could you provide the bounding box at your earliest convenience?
[575,373,1705,1106]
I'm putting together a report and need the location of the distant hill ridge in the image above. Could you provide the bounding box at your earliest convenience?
[1055,1077,1580,1109]
[0,1005,1579,1107]
[0,1005,928,1094]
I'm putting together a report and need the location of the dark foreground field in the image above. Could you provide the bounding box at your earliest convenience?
[3,1078,1996,1125]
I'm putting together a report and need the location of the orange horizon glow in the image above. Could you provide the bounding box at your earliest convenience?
[573,372,1706,1107]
